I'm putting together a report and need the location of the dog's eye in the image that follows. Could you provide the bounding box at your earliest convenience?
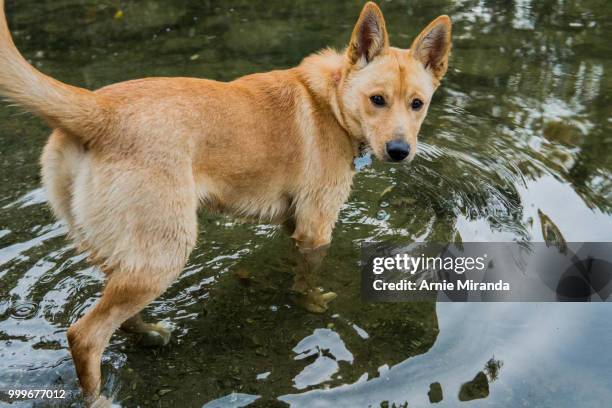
[370,95,386,107]
[411,98,424,111]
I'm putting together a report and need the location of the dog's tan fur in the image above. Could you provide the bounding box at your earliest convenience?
[0,1,451,403]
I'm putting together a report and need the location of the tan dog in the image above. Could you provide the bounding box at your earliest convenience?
[0,1,451,403]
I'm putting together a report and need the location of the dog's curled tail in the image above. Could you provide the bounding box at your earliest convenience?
[0,1,110,143]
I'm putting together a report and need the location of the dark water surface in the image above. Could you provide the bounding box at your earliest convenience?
[1,0,611,407]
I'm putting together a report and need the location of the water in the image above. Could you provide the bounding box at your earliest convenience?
[0,0,611,406]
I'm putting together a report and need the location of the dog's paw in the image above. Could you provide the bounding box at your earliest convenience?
[139,322,172,347]
[294,289,337,314]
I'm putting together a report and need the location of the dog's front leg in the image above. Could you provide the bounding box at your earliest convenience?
[291,243,338,313]
[290,209,338,313]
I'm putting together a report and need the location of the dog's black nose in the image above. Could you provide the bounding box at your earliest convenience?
[385,140,410,162]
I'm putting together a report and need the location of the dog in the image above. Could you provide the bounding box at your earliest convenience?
[0,1,451,404]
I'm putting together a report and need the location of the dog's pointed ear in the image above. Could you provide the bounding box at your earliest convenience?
[410,15,452,81]
[347,2,389,66]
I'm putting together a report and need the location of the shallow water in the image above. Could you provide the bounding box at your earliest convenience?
[0,0,611,407]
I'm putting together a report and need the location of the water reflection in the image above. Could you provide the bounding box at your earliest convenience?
[0,0,611,407]
[280,303,612,407]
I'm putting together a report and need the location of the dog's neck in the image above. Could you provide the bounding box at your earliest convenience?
[297,48,362,160]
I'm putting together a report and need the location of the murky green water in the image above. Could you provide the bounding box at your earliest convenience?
[1,0,611,407]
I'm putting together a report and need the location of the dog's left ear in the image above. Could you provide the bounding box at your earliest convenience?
[347,2,389,66]
[410,15,452,81]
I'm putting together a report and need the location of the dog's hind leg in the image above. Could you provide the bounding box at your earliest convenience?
[67,277,163,398]
[66,161,198,403]
[120,313,172,347]
[67,266,186,404]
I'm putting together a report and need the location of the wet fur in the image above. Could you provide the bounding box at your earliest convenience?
[0,1,451,403]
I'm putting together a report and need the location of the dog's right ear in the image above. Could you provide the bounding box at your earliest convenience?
[347,2,389,66]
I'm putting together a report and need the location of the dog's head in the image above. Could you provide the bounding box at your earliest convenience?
[339,2,451,163]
